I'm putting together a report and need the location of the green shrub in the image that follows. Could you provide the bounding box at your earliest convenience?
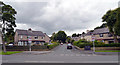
[73,39,120,48]
[44,43,48,46]
[47,42,59,49]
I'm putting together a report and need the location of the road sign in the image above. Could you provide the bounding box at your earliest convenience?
[92,35,95,41]
[91,34,95,54]
[28,36,32,51]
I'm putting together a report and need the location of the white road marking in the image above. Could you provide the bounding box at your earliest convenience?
[76,54,80,56]
[60,54,64,56]
[24,61,65,63]
[70,54,74,56]
[24,61,118,63]
[81,54,86,56]
[65,54,69,56]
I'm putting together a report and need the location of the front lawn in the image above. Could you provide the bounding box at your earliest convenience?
[95,50,120,52]
[0,51,23,55]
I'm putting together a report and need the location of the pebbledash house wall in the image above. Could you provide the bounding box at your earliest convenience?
[84,35,92,41]
[44,33,50,43]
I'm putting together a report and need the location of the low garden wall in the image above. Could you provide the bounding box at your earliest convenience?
[5,46,48,51]
[4,42,59,51]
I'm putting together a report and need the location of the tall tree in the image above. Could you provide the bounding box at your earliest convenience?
[102,8,118,43]
[115,7,120,36]
[56,31,67,43]
[82,32,85,34]
[94,23,107,30]
[72,33,77,37]
[51,32,56,41]
[1,1,17,52]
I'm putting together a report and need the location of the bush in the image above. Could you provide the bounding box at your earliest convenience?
[94,40,105,45]
[44,43,48,46]
[77,43,120,48]
[73,39,120,48]
[47,42,59,49]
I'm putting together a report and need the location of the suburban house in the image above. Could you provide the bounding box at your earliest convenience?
[72,27,120,44]
[92,27,120,44]
[14,28,50,46]
[72,37,81,41]
[84,30,93,41]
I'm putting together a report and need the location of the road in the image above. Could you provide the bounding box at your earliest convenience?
[2,44,119,63]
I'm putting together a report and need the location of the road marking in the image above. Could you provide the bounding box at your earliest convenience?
[81,54,86,56]
[76,54,80,56]
[70,54,74,56]
[24,61,118,63]
[24,61,65,63]
[65,54,69,56]
[87,55,91,56]
[60,54,64,56]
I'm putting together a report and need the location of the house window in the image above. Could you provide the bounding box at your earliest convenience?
[99,34,103,37]
[108,33,113,37]
[20,35,23,39]
[41,37,44,39]
[18,41,23,46]
[25,42,27,46]
[35,36,38,39]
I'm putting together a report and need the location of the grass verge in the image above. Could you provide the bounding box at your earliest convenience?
[95,50,120,52]
[0,51,23,55]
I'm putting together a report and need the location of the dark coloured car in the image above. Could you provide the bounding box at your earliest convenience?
[67,43,72,49]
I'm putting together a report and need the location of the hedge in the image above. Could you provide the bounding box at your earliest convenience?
[77,43,120,48]
[47,42,59,49]
[4,45,48,51]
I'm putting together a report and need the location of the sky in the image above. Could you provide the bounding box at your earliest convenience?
[2,0,120,36]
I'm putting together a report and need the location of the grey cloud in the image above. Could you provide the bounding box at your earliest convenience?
[4,0,119,35]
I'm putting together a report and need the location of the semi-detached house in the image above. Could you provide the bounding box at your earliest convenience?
[14,28,50,46]
[92,27,120,44]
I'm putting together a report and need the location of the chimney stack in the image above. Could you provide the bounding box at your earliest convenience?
[28,28,32,32]
[86,30,90,33]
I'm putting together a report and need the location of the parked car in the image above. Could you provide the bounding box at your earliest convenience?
[61,43,63,45]
[67,43,72,49]
[8,42,14,46]
[8,44,13,46]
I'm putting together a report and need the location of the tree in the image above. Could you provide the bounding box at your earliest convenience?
[66,36,72,43]
[102,8,118,43]
[72,33,77,37]
[114,7,120,36]
[72,33,81,37]
[1,1,17,52]
[82,32,85,34]
[56,31,67,43]
[51,32,56,41]
[94,23,107,30]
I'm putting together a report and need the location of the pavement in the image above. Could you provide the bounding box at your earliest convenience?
[2,44,119,63]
